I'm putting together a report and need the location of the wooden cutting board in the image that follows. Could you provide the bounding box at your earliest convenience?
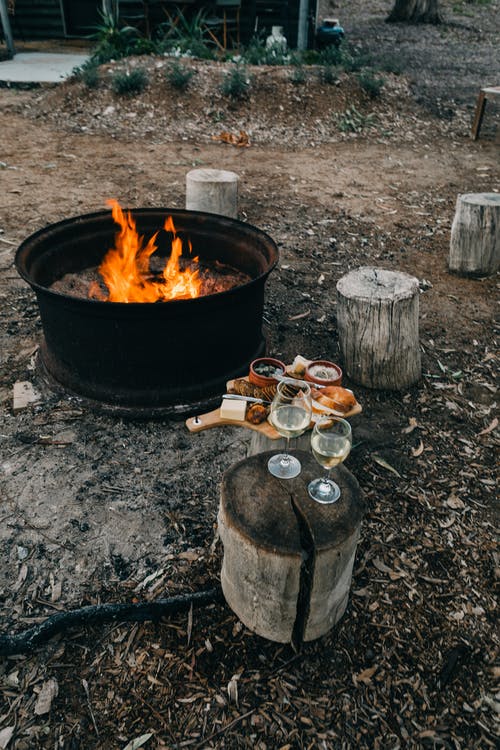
[185,377,362,439]
[185,407,280,438]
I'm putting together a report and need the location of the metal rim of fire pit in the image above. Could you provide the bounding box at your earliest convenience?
[15,207,279,419]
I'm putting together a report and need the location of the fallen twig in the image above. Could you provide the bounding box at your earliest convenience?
[0,586,224,656]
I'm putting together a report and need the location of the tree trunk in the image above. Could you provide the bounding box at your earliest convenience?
[387,0,442,24]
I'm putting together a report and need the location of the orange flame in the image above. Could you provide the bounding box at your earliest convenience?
[98,199,201,302]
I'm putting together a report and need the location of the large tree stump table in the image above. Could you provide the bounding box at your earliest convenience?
[218,450,364,647]
[337,267,421,390]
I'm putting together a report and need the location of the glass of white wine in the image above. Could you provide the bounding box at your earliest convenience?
[308,416,352,503]
[268,378,312,479]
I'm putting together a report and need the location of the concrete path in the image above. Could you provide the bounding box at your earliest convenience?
[0,52,89,83]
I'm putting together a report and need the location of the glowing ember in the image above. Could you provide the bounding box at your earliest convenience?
[96,199,202,303]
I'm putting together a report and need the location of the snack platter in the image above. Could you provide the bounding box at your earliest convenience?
[185,357,362,439]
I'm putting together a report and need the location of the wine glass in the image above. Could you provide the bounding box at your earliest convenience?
[308,416,352,503]
[268,378,312,479]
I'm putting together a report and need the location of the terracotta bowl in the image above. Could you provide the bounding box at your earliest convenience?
[249,357,286,387]
[304,360,342,387]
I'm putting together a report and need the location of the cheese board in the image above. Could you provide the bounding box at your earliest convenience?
[185,375,362,439]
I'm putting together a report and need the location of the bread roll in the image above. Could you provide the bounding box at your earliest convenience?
[317,386,357,413]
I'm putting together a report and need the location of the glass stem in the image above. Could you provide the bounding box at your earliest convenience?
[281,437,291,466]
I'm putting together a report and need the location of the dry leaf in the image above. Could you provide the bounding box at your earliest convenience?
[445,493,465,510]
[372,454,401,477]
[34,677,59,715]
[122,734,153,750]
[402,417,418,434]
[477,417,498,436]
[0,726,15,749]
[354,666,377,685]
[411,440,424,457]
[212,130,250,147]
[227,675,239,705]
[372,557,393,574]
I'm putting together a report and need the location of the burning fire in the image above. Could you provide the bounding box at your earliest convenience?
[96,199,202,302]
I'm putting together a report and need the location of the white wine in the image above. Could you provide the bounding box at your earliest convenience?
[311,433,350,469]
[271,405,310,438]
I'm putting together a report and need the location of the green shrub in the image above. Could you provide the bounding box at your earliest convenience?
[72,60,100,88]
[165,60,194,91]
[240,33,289,65]
[357,70,385,98]
[112,67,148,96]
[220,65,250,99]
[373,53,403,75]
[88,10,144,63]
[290,63,306,84]
[337,107,376,133]
[156,8,215,59]
[318,64,339,85]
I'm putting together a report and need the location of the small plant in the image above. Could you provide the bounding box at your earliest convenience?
[357,70,385,99]
[373,52,403,75]
[112,67,148,96]
[337,107,376,133]
[157,8,214,59]
[166,60,194,91]
[319,45,343,67]
[318,64,339,85]
[88,9,143,63]
[241,33,289,66]
[72,60,100,88]
[220,64,250,100]
[290,63,306,84]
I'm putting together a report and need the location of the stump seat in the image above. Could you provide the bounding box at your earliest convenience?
[336,267,421,390]
[449,193,500,277]
[218,450,364,646]
[185,168,239,218]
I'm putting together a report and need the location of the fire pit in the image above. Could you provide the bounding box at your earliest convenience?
[15,206,278,417]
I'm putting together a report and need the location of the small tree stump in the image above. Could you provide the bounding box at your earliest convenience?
[336,267,421,390]
[449,193,500,277]
[218,450,364,646]
[247,432,310,457]
[185,168,239,218]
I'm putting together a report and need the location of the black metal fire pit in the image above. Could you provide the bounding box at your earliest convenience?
[15,208,278,417]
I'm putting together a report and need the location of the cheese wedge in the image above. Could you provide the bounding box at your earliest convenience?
[220,398,247,421]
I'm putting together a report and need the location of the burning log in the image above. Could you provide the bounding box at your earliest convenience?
[449,193,500,277]
[186,168,239,219]
[218,450,364,648]
[336,267,421,390]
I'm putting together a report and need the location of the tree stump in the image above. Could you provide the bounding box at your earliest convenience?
[185,168,239,218]
[336,267,421,390]
[247,432,310,457]
[218,450,364,646]
[449,193,500,277]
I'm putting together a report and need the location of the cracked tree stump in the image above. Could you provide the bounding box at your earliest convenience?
[185,168,239,218]
[336,267,421,390]
[449,193,500,277]
[218,450,364,646]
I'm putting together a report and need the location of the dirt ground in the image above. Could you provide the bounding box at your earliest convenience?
[0,1,499,749]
